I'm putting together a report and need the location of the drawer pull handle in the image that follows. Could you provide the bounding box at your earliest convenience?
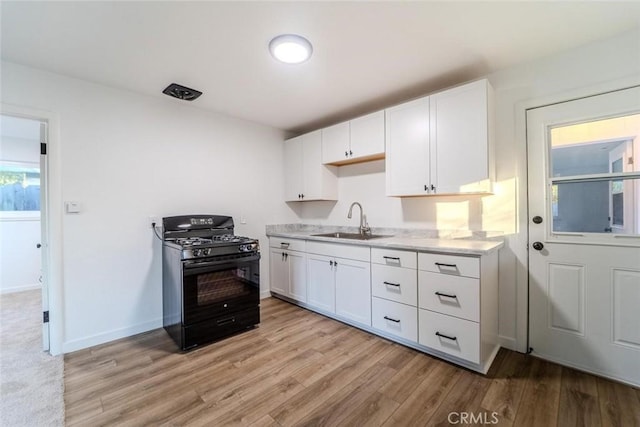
[217,317,236,326]
[383,281,401,287]
[435,291,457,299]
[280,242,290,248]
[383,316,401,323]
[435,331,457,341]
[435,262,457,268]
[383,256,401,261]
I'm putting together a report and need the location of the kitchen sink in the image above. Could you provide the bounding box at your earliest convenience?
[311,232,391,240]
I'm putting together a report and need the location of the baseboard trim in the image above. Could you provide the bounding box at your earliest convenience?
[0,284,41,294]
[498,335,518,352]
[260,290,272,299]
[62,318,163,354]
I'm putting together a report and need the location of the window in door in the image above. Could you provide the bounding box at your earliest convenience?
[549,113,640,235]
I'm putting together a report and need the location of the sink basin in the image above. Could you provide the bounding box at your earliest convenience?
[312,232,391,240]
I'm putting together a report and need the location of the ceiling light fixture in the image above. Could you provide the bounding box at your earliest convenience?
[269,34,313,64]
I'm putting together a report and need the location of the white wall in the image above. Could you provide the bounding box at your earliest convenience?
[297,28,640,351]
[0,130,43,294]
[1,61,299,352]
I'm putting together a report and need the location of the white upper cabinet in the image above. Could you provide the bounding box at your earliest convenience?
[386,79,494,196]
[430,79,493,194]
[322,111,385,165]
[321,121,350,164]
[385,96,431,196]
[284,130,338,202]
[350,111,385,161]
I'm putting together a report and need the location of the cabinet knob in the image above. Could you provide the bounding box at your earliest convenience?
[424,184,428,192]
[345,151,349,157]
[349,150,353,156]
[430,184,436,192]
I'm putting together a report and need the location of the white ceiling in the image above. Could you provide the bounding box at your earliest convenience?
[2,1,640,134]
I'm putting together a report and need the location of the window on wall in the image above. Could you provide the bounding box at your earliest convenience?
[0,161,40,216]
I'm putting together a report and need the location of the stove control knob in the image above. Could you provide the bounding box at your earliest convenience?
[203,248,211,256]
[193,249,201,257]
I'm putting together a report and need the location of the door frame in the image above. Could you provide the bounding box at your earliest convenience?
[1,103,63,355]
[512,75,640,353]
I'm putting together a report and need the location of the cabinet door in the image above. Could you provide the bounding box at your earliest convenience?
[321,121,350,164]
[269,248,289,296]
[284,136,303,201]
[350,110,385,161]
[430,79,490,194]
[385,97,431,196]
[306,254,336,313]
[301,130,338,201]
[288,251,307,303]
[335,258,371,326]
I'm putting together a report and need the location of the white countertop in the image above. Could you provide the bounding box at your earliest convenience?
[266,230,503,255]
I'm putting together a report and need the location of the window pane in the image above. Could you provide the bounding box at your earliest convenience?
[551,177,639,234]
[550,113,640,178]
[0,165,40,212]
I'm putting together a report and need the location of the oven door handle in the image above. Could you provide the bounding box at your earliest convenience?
[183,254,261,275]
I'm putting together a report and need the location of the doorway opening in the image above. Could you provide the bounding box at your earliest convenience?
[0,113,49,351]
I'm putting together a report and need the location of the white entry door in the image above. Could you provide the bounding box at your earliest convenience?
[527,86,640,387]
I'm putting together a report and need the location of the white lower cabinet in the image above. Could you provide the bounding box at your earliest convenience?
[418,271,479,322]
[305,241,371,327]
[335,258,371,326]
[269,237,499,373]
[417,250,499,371]
[269,240,307,303]
[418,308,480,364]
[371,264,418,306]
[372,297,418,342]
[306,254,336,314]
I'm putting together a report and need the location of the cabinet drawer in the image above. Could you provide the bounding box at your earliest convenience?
[371,248,417,269]
[372,264,417,306]
[372,297,418,342]
[418,253,479,278]
[419,309,479,364]
[418,271,479,322]
[306,241,370,262]
[269,238,305,252]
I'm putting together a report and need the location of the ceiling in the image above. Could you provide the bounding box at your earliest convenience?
[2,2,640,134]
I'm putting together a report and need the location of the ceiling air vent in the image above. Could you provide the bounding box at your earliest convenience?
[162,83,202,101]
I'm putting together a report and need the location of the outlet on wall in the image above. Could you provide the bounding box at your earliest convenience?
[149,216,159,228]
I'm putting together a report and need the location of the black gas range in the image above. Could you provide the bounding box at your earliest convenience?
[162,215,260,351]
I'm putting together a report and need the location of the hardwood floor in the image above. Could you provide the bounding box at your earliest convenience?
[64,297,640,426]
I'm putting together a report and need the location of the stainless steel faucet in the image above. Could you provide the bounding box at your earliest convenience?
[347,202,371,235]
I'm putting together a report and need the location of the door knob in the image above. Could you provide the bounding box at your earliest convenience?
[532,216,543,224]
[532,242,544,251]
[36,243,42,249]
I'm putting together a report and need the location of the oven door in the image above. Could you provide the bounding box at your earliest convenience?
[182,253,260,325]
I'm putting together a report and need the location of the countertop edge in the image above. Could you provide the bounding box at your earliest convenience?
[265,231,504,256]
